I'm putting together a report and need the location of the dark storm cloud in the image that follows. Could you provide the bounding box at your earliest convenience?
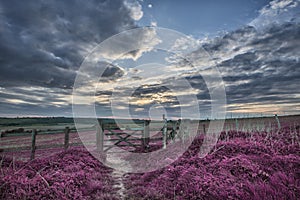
[202,22,300,112]
[90,0,299,117]
[1,0,299,117]
[0,0,141,116]
[83,62,125,82]
[0,0,136,89]
[132,84,170,97]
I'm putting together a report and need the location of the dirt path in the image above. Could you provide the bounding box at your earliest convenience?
[111,169,126,199]
[106,153,132,199]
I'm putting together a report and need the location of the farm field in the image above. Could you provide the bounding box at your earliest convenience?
[0,115,299,199]
[0,117,97,132]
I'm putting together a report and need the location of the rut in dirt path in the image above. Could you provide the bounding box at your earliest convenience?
[106,153,132,199]
[112,170,126,199]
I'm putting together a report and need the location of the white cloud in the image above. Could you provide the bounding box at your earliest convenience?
[150,21,157,27]
[125,0,144,21]
[250,0,300,29]
[269,0,296,10]
[92,27,161,62]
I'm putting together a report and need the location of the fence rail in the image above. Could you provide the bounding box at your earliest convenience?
[0,126,94,160]
[1,115,295,160]
[0,118,185,159]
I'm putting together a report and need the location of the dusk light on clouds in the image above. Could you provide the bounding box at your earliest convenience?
[0,0,299,118]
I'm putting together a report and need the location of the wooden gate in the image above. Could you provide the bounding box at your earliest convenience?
[95,118,182,152]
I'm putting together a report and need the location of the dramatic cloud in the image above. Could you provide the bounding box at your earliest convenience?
[250,0,300,29]
[0,0,137,89]
[94,27,161,61]
[0,0,299,117]
[200,11,300,115]
[0,0,143,116]
[106,0,300,117]
[124,0,143,21]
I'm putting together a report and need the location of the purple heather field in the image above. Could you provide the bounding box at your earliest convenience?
[1,120,299,200]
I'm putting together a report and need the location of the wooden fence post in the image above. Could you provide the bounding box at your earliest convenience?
[178,120,188,143]
[163,127,167,149]
[64,127,70,150]
[142,120,150,148]
[30,129,37,160]
[96,120,104,151]
[170,121,177,141]
[203,124,206,134]
[162,117,167,149]
[235,118,239,131]
[275,114,281,130]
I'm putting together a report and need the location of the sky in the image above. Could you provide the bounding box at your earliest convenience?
[0,0,299,119]
[138,0,271,37]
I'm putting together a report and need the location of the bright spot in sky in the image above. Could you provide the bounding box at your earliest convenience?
[148,4,152,8]
[151,21,157,26]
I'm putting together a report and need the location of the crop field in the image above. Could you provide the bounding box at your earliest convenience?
[0,115,299,199]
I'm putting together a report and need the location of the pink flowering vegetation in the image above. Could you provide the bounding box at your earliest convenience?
[0,125,299,199]
[124,126,300,200]
[0,148,119,200]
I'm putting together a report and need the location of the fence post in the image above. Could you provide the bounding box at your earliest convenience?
[203,124,206,134]
[235,118,239,131]
[30,129,37,160]
[179,120,188,143]
[170,121,176,142]
[142,120,150,148]
[96,120,104,151]
[162,116,167,149]
[64,127,70,150]
[275,114,281,130]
